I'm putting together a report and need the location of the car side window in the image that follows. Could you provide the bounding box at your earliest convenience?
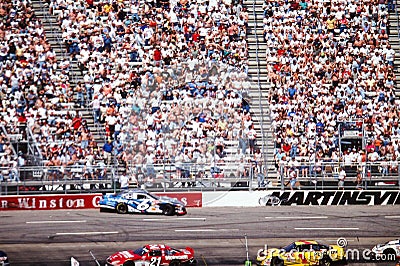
[318,244,329,250]
[298,244,311,252]
[283,243,297,252]
[124,193,135,199]
[311,245,321,251]
[149,250,162,256]
[137,194,148,200]
[165,249,178,255]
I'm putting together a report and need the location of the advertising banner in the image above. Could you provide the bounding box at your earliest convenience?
[203,190,400,207]
[0,194,102,211]
[260,190,400,206]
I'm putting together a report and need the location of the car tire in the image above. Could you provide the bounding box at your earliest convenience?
[169,260,181,266]
[123,261,135,266]
[383,249,397,261]
[338,257,348,265]
[271,257,284,266]
[163,204,175,216]
[319,255,332,266]
[116,203,128,214]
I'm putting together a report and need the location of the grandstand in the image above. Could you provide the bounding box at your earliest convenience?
[0,0,399,194]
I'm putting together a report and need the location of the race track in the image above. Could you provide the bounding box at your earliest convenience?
[0,205,399,265]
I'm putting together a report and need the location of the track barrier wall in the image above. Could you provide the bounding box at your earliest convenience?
[1,191,399,210]
[203,190,400,207]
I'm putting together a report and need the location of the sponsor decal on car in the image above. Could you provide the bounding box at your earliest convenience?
[165,255,188,260]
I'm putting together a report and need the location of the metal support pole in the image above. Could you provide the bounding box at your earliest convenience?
[398,161,400,189]
[249,162,252,191]
[244,234,252,266]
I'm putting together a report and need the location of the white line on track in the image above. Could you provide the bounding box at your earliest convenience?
[265,216,328,220]
[384,215,400,219]
[26,220,87,224]
[175,229,239,232]
[177,217,207,221]
[55,231,119,236]
[295,227,359,230]
[326,239,355,242]
[143,217,206,221]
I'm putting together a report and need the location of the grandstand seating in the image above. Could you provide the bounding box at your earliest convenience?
[0,0,98,182]
[262,0,400,184]
[1,0,262,185]
[0,0,399,193]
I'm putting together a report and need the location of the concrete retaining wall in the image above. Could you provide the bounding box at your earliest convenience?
[203,190,400,207]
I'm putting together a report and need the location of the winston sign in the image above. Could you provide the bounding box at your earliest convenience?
[0,194,103,210]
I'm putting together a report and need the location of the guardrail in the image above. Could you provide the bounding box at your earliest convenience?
[0,161,399,195]
[396,0,400,48]
[0,161,398,180]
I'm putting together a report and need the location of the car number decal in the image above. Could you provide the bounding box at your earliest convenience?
[150,257,161,266]
[137,200,151,211]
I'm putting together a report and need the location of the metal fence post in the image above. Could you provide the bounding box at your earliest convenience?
[398,160,400,189]
[249,161,253,191]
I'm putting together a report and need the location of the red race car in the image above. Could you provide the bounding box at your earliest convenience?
[105,244,196,266]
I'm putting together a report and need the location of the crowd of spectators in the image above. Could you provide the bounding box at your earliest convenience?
[266,0,400,179]
[0,0,100,181]
[49,0,260,180]
[2,0,400,186]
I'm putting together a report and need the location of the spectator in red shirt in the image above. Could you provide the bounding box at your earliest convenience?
[282,142,291,154]
[86,0,93,7]
[153,47,162,66]
[339,16,349,33]
[290,1,300,10]
[192,31,200,42]
[72,115,82,131]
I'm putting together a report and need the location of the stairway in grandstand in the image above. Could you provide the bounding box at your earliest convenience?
[388,5,400,98]
[244,0,278,181]
[30,0,107,147]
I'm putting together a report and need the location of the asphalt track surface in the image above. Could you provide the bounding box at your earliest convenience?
[0,205,399,266]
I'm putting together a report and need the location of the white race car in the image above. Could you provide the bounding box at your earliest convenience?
[372,239,400,261]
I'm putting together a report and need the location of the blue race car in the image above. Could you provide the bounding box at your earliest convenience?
[99,189,187,216]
